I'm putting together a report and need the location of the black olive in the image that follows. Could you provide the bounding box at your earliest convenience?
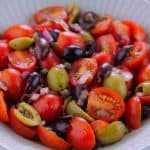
[97,63,113,83]
[49,29,60,42]
[85,41,96,57]
[116,45,133,64]
[63,45,85,62]
[79,11,99,30]
[142,105,150,119]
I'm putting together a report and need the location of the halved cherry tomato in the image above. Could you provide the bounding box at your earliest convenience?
[8,51,36,72]
[3,25,34,41]
[55,31,85,55]
[137,64,150,83]
[139,95,150,105]
[111,21,131,45]
[96,34,117,58]
[0,68,24,102]
[92,52,112,66]
[91,14,112,37]
[123,20,146,41]
[86,87,125,122]
[34,6,68,24]
[0,41,11,69]
[33,94,62,123]
[69,58,98,86]
[66,117,95,150]
[0,90,9,123]
[38,126,70,150]
[10,107,36,139]
[122,41,148,69]
[40,52,61,69]
[125,96,141,129]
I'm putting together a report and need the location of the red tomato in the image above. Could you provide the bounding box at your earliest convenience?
[69,58,98,86]
[8,51,36,72]
[66,117,95,150]
[38,126,70,150]
[91,14,112,37]
[123,20,146,41]
[40,52,61,69]
[0,90,9,123]
[96,34,117,58]
[55,32,85,55]
[125,96,141,129]
[0,68,24,102]
[10,107,36,139]
[122,41,148,69]
[86,87,125,122]
[0,41,11,69]
[34,6,68,24]
[111,21,131,45]
[139,95,150,105]
[33,94,62,123]
[3,25,34,41]
[92,52,112,66]
[137,64,150,83]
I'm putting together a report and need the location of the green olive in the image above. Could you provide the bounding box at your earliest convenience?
[136,81,150,95]
[103,73,127,99]
[97,121,127,145]
[66,100,94,122]
[9,37,34,50]
[47,66,69,91]
[14,102,41,127]
[80,31,94,41]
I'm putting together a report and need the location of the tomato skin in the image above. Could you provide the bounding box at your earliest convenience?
[38,126,70,150]
[33,94,62,123]
[69,58,98,86]
[125,96,141,129]
[139,96,150,105]
[111,21,131,45]
[96,34,117,59]
[123,20,146,41]
[40,52,61,69]
[0,68,24,102]
[3,25,34,41]
[137,64,150,83]
[123,41,148,69]
[10,107,36,139]
[0,90,9,123]
[91,14,112,37]
[34,6,68,24]
[0,41,11,69]
[8,51,36,72]
[55,32,85,55]
[66,117,96,150]
[87,87,125,122]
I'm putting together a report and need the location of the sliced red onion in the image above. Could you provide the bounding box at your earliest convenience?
[40,87,49,96]
[0,81,7,91]
[42,29,54,42]
[30,93,40,101]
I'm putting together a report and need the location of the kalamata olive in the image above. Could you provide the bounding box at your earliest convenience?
[49,30,60,42]
[97,63,113,83]
[79,11,99,30]
[116,45,133,64]
[142,105,150,119]
[25,72,42,94]
[85,41,96,57]
[63,45,85,62]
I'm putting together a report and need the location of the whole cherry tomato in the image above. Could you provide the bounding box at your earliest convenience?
[0,68,24,102]
[69,58,98,86]
[3,25,34,41]
[34,6,68,24]
[38,126,70,150]
[139,95,150,105]
[86,87,125,122]
[33,94,62,123]
[0,41,11,69]
[10,107,36,139]
[66,117,95,150]
[125,96,141,129]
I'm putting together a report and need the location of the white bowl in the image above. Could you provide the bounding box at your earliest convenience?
[0,0,150,149]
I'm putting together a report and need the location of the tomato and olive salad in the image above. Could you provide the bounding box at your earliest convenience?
[0,3,150,150]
